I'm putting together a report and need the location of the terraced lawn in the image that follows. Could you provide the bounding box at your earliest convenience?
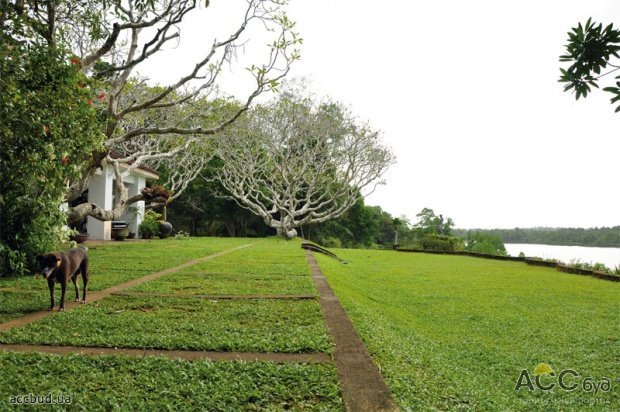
[0,295,331,353]
[0,237,342,410]
[0,352,342,410]
[0,237,253,292]
[129,271,316,295]
[315,249,620,411]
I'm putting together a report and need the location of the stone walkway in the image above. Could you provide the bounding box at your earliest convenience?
[305,250,398,412]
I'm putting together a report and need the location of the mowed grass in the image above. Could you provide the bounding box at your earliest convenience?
[130,238,315,296]
[0,237,340,410]
[0,237,255,322]
[315,249,620,412]
[0,237,253,292]
[0,291,49,323]
[0,295,331,353]
[0,352,342,411]
[130,271,316,295]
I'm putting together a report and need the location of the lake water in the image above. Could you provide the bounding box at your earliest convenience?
[505,243,620,269]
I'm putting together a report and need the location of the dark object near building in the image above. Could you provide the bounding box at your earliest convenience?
[71,233,90,244]
[112,221,129,241]
[158,221,173,239]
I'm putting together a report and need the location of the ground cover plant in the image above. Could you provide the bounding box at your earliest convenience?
[0,295,331,353]
[129,238,315,295]
[0,352,342,411]
[0,237,254,292]
[0,237,340,409]
[315,249,620,411]
[0,291,49,324]
[130,271,315,296]
[187,237,311,276]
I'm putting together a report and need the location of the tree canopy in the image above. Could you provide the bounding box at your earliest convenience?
[212,88,395,238]
[1,0,299,274]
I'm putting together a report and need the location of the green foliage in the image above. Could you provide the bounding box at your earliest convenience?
[0,40,104,276]
[138,210,162,238]
[420,234,463,252]
[464,232,507,256]
[321,236,343,248]
[455,226,620,248]
[305,198,413,248]
[559,18,620,111]
[0,295,332,353]
[165,157,271,237]
[413,207,454,237]
[0,352,342,411]
[315,249,619,410]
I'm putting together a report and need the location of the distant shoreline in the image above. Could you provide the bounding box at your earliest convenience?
[455,227,620,249]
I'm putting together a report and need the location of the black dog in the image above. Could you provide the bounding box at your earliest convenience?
[36,247,89,311]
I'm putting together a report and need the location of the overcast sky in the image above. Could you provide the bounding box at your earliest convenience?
[142,0,620,229]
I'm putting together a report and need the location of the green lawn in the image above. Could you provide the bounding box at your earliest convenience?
[314,249,620,411]
[0,237,342,410]
[129,271,316,295]
[0,237,254,292]
[0,352,342,411]
[0,295,331,353]
[5,237,616,410]
[0,291,49,324]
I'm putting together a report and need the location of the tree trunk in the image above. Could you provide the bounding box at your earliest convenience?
[276,226,297,239]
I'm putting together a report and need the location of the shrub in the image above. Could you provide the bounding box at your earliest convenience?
[464,232,507,256]
[139,210,162,239]
[0,42,104,276]
[421,234,463,252]
[321,236,342,248]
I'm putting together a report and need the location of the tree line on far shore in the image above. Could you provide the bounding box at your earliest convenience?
[454,227,620,248]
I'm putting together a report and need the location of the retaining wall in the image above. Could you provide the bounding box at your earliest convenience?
[394,248,620,282]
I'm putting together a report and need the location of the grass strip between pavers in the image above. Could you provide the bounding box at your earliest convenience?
[0,295,333,353]
[0,351,343,411]
[128,272,316,295]
[0,237,256,292]
[0,291,50,324]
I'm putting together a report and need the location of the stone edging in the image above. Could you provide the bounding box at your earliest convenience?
[305,250,399,412]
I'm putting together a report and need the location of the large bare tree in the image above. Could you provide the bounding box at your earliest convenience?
[212,91,395,238]
[3,0,300,226]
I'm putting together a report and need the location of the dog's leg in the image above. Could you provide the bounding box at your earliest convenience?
[72,274,80,302]
[81,259,89,303]
[47,279,55,311]
[59,279,67,311]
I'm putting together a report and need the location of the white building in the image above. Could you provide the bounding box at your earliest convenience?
[85,161,159,240]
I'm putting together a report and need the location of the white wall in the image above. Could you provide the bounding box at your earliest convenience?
[87,166,113,240]
[87,164,149,240]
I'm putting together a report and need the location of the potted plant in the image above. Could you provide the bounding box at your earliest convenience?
[112,221,129,241]
[139,210,161,239]
[73,233,90,243]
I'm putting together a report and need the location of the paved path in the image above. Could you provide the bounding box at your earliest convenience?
[305,250,399,412]
[0,244,253,332]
